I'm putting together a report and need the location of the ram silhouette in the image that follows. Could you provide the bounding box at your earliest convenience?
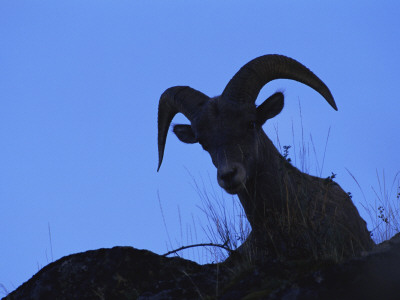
[157,54,374,261]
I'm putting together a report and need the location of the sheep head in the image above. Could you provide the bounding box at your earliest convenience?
[157,54,336,194]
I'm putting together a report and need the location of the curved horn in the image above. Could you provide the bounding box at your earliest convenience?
[221,54,337,110]
[157,86,209,171]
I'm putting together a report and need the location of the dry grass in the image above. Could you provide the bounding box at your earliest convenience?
[348,169,400,244]
[0,283,10,297]
[158,170,251,264]
[192,174,251,262]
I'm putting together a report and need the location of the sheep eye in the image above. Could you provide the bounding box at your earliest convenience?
[248,121,257,130]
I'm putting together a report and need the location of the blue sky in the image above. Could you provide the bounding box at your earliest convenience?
[1,1,400,293]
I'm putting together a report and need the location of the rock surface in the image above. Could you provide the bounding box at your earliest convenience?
[3,233,400,300]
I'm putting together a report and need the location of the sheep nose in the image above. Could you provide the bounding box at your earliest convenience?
[219,167,238,181]
[217,163,246,194]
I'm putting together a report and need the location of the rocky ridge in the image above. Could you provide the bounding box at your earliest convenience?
[3,233,400,299]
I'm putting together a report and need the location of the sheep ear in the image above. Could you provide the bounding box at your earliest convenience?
[257,92,284,125]
[173,124,198,144]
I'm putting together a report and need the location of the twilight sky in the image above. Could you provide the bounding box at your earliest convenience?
[1,1,399,293]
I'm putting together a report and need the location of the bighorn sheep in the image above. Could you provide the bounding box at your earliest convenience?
[157,55,374,260]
